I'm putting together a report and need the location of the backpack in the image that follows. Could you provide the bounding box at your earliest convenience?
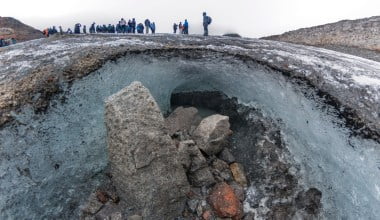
[207,16,212,25]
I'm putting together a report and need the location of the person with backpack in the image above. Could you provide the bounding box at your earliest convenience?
[203,12,212,36]
[150,22,156,34]
[183,19,189,34]
[137,23,144,33]
[144,19,151,34]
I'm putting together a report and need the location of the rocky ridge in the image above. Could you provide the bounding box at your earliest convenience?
[263,16,380,62]
[0,17,43,42]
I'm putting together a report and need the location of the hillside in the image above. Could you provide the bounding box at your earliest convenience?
[0,17,43,42]
[263,16,380,61]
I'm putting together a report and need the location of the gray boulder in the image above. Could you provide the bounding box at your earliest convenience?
[165,106,201,136]
[192,114,232,155]
[105,81,190,219]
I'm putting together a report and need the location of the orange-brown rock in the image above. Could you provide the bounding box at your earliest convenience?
[208,182,243,219]
[202,210,213,220]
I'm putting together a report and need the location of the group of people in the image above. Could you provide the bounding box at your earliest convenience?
[173,19,189,34]
[42,12,212,37]
[0,38,17,47]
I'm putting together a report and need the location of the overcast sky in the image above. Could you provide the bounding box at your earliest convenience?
[1,0,379,38]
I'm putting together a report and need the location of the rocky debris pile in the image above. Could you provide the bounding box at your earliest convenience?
[80,82,253,219]
[171,91,324,219]
[165,106,250,219]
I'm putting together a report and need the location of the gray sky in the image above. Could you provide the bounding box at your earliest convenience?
[1,0,379,37]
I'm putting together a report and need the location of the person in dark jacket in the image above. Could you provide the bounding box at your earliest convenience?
[178,22,183,34]
[131,18,136,33]
[203,12,212,36]
[0,38,4,47]
[173,23,178,34]
[137,23,144,33]
[183,19,189,34]
[144,19,150,34]
[90,23,95,33]
[74,23,81,34]
[59,26,63,35]
[83,25,87,34]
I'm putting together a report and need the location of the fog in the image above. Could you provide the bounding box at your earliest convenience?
[1,0,380,38]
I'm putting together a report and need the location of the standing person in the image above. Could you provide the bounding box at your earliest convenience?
[173,23,178,34]
[128,19,132,33]
[144,19,150,34]
[120,18,126,33]
[183,19,189,34]
[90,23,96,33]
[178,22,183,34]
[74,23,81,34]
[150,22,156,34]
[131,18,136,33]
[137,23,144,33]
[83,25,87,34]
[59,26,63,35]
[202,12,212,36]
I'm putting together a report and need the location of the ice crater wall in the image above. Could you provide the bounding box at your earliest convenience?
[0,53,379,219]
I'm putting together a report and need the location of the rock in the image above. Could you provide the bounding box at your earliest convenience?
[230,182,245,202]
[128,215,143,220]
[81,192,104,215]
[187,199,199,213]
[218,149,236,164]
[96,190,109,204]
[105,81,190,219]
[208,182,243,219]
[165,106,201,135]
[295,188,322,215]
[189,167,216,187]
[110,212,123,220]
[230,163,248,187]
[202,210,213,220]
[212,159,230,171]
[243,212,255,220]
[178,140,197,170]
[192,114,232,156]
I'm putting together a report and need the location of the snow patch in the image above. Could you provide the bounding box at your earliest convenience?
[352,75,380,87]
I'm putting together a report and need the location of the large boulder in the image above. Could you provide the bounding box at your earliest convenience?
[192,114,232,155]
[105,81,190,219]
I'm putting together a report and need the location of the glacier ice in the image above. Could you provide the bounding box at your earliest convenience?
[0,53,379,219]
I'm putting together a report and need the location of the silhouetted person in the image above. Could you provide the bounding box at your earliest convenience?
[0,38,4,47]
[59,26,63,35]
[90,23,96,33]
[173,23,178,34]
[144,19,150,34]
[131,18,136,33]
[203,12,212,36]
[83,25,87,34]
[67,28,73,34]
[74,23,81,34]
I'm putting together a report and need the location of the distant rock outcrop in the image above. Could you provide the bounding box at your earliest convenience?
[263,16,380,61]
[0,17,43,42]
